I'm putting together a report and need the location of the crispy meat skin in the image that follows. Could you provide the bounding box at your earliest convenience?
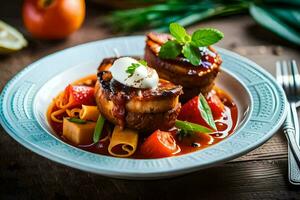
[95,57,182,132]
[145,32,222,102]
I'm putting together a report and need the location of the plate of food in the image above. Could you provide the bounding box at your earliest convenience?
[0,23,287,179]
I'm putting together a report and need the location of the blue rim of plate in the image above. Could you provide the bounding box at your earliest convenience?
[0,36,288,179]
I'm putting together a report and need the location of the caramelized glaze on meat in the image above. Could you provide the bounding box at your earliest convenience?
[95,57,183,132]
[145,32,222,102]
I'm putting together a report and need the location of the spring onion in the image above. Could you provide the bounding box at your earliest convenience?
[93,115,106,143]
[175,120,213,134]
[68,118,87,124]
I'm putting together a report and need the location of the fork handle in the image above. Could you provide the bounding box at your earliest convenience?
[283,104,300,165]
[288,144,300,184]
[290,102,300,146]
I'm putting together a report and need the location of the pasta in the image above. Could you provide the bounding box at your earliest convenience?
[47,75,97,125]
[50,107,66,123]
[55,91,73,109]
[108,126,138,158]
[66,108,81,118]
[49,92,74,123]
[79,105,99,121]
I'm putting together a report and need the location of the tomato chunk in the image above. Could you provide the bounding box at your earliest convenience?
[141,130,178,158]
[64,85,95,107]
[178,93,225,128]
[206,92,225,119]
[178,96,207,126]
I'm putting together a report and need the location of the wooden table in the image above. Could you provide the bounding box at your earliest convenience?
[1,2,300,199]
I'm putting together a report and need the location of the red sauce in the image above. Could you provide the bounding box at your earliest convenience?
[48,77,238,159]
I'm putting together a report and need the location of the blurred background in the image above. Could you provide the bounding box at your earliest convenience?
[2,0,300,46]
[0,0,299,83]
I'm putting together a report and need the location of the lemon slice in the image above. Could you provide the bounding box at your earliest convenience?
[0,20,27,54]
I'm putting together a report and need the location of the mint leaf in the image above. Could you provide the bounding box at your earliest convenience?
[158,24,224,66]
[169,23,190,44]
[159,40,182,59]
[198,93,217,130]
[182,43,201,66]
[191,28,224,47]
[126,63,142,76]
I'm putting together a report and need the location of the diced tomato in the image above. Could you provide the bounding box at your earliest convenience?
[178,93,225,127]
[206,92,225,119]
[64,85,95,107]
[141,130,178,158]
[178,96,208,126]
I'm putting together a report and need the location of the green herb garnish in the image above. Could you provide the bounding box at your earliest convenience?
[158,22,224,66]
[68,118,87,124]
[182,43,201,66]
[125,60,147,76]
[175,120,213,134]
[198,93,217,130]
[138,59,148,66]
[191,28,224,47]
[126,63,140,76]
[159,40,182,59]
[93,115,106,143]
[169,22,191,44]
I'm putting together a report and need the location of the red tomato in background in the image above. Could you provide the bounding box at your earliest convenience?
[141,130,178,158]
[22,0,85,39]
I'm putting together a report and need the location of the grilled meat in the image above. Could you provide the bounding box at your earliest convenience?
[95,57,183,132]
[145,32,222,102]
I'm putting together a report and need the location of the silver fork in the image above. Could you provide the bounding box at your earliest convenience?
[276,60,300,184]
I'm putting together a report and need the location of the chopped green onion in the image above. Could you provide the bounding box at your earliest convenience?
[93,115,106,143]
[175,120,213,134]
[68,118,87,124]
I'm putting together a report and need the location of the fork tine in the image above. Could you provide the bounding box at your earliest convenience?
[282,60,291,95]
[276,61,283,85]
[291,60,300,96]
[288,60,296,97]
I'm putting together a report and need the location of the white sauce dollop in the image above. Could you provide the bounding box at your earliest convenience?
[109,57,159,89]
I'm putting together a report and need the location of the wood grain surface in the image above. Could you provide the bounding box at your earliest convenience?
[1,1,300,199]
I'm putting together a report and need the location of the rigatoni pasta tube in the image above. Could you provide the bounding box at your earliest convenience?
[79,105,99,121]
[108,126,138,158]
[66,108,81,118]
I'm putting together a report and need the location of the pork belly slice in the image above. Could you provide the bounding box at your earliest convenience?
[145,32,222,102]
[95,57,183,132]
